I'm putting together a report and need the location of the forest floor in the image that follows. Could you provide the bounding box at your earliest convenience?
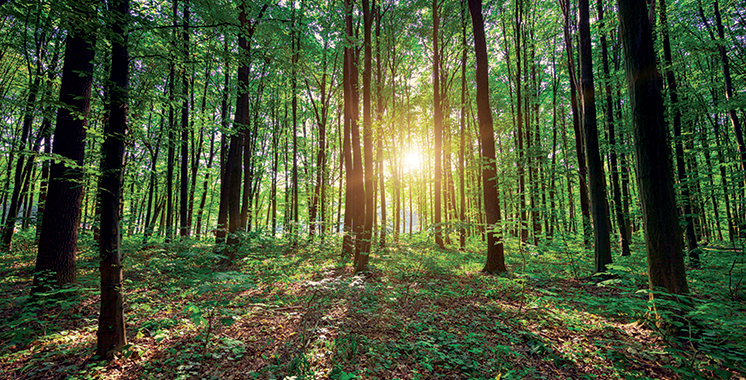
[1,230,745,380]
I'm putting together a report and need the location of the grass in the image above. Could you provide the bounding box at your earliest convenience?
[0,228,745,379]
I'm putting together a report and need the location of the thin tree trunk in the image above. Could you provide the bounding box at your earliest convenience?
[1,72,40,250]
[660,0,698,264]
[179,2,190,238]
[375,5,386,247]
[432,0,445,249]
[712,0,746,190]
[598,0,630,257]
[215,40,231,244]
[560,0,591,246]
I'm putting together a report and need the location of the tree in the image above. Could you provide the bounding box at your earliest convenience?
[559,0,591,246]
[97,0,129,358]
[357,0,375,271]
[459,0,467,249]
[432,0,445,249]
[218,2,267,261]
[659,0,698,265]
[34,0,98,290]
[616,0,688,294]
[179,2,190,238]
[469,0,506,274]
[578,0,612,273]
[597,0,630,257]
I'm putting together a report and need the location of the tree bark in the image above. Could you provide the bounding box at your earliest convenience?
[215,41,231,244]
[469,0,506,274]
[219,3,267,259]
[432,0,445,249]
[459,0,468,249]
[712,0,746,191]
[1,73,40,250]
[597,0,630,257]
[660,0,698,265]
[179,3,190,238]
[617,0,688,294]
[97,0,128,358]
[34,2,97,290]
[355,0,375,272]
[579,0,612,273]
[560,0,591,246]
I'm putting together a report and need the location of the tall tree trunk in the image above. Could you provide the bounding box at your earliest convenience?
[376,5,386,248]
[215,41,231,244]
[660,0,698,264]
[432,0,445,249]
[165,0,177,242]
[290,5,300,237]
[712,0,746,190]
[195,125,216,238]
[1,73,40,250]
[179,3,190,238]
[514,0,528,244]
[597,0,630,256]
[459,0,468,249]
[580,0,612,273]
[617,0,688,295]
[560,0,591,246]
[34,2,97,290]
[469,0,506,274]
[356,0,374,272]
[342,0,362,260]
[219,3,266,259]
[142,127,160,243]
[97,0,128,358]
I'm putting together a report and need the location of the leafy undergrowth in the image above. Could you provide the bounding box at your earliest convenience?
[1,229,745,380]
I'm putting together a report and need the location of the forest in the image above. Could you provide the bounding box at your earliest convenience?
[0,0,745,378]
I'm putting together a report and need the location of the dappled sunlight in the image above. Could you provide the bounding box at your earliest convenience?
[1,233,744,379]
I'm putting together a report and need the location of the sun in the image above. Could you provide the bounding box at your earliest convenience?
[402,149,423,174]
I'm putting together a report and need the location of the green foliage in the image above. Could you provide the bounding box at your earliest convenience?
[2,224,746,379]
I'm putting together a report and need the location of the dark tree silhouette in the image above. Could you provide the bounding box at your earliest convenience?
[34,1,97,290]
[617,0,688,294]
[97,0,129,358]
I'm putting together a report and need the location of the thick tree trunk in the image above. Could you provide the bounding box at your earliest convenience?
[342,0,361,260]
[470,0,506,274]
[356,0,374,271]
[617,0,688,294]
[97,0,129,358]
[34,3,96,290]
[219,3,266,259]
[225,17,250,257]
